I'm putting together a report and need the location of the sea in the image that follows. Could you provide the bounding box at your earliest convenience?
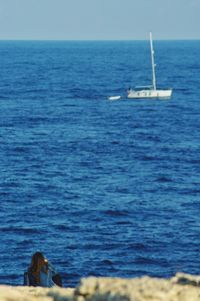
[0,40,200,287]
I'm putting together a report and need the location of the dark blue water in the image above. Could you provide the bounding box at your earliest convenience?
[0,40,200,287]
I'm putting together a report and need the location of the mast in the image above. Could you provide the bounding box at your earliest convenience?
[150,32,156,90]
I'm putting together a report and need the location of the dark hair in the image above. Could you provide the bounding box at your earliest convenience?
[29,252,47,284]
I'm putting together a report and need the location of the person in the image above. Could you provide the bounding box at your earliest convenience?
[24,252,62,287]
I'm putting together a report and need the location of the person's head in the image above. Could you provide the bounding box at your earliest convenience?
[29,252,48,274]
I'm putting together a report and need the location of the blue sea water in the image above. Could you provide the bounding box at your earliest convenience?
[0,40,200,287]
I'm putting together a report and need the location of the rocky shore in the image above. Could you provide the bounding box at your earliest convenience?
[1,273,200,301]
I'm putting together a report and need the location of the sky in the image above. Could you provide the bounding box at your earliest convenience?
[0,0,199,40]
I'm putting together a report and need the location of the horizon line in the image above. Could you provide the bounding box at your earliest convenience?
[0,38,199,42]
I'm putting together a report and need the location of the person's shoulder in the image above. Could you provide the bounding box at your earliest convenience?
[48,263,57,275]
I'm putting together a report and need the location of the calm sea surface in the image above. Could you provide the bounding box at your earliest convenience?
[0,40,200,287]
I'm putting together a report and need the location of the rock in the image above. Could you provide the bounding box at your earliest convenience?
[0,285,74,301]
[172,273,200,287]
[74,273,200,301]
[0,273,200,301]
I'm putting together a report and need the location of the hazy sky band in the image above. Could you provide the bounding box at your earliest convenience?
[0,0,199,40]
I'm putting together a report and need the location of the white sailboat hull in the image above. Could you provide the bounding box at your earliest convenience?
[127,89,172,99]
[127,33,172,100]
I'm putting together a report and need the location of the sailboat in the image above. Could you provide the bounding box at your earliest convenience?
[127,32,172,99]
